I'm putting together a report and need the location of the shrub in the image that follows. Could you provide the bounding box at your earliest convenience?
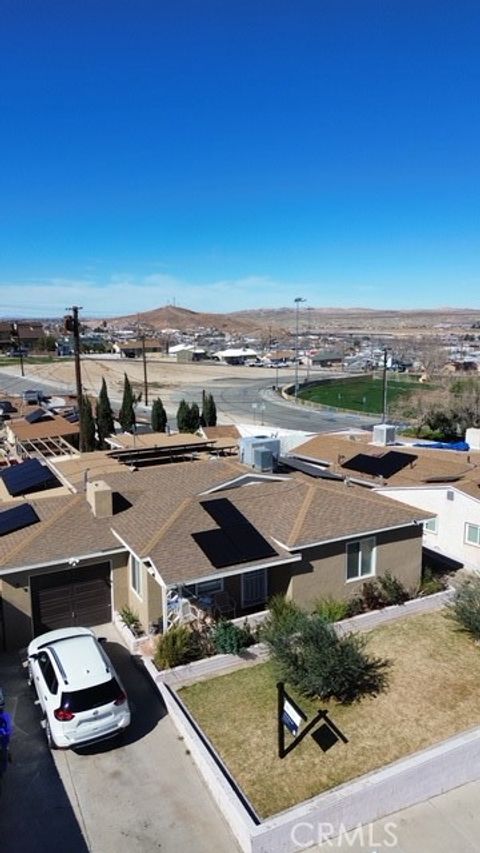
[419,566,446,596]
[262,596,306,645]
[154,626,202,669]
[378,572,409,605]
[313,596,349,623]
[361,580,387,611]
[346,594,365,617]
[447,578,480,640]
[119,605,143,636]
[266,613,390,704]
[211,620,253,655]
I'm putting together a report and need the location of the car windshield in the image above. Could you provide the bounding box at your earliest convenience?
[61,678,122,712]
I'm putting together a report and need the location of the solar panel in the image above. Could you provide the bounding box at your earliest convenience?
[0,503,40,536]
[65,412,79,423]
[342,450,417,479]
[0,459,56,496]
[194,499,277,568]
[25,408,50,424]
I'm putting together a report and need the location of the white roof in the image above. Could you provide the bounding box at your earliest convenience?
[215,348,258,358]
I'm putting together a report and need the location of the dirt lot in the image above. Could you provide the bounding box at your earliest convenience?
[2,356,274,400]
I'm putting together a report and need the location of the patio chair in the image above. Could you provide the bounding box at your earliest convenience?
[212,590,236,619]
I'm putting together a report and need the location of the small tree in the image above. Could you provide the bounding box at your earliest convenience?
[151,397,167,432]
[263,599,390,704]
[119,373,136,432]
[80,396,96,452]
[96,377,115,448]
[188,402,200,433]
[448,577,480,640]
[176,399,189,432]
[202,392,217,427]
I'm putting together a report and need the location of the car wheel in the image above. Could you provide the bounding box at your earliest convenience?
[45,719,57,750]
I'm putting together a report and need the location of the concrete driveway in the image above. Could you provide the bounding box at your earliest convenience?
[0,634,238,853]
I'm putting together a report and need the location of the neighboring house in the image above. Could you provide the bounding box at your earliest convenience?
[213,348,258,364]
[5,411,80,456]
[0,321,44,353]
[117,339,164,358]
[291,430,480,573]
[0,452,429,649]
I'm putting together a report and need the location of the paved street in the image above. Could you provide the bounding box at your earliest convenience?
[0,632,238,853]
[312,780,480,852]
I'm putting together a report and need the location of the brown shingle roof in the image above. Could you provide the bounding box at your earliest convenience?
[292,432,480,488]
[0,456,430,583]
[8,415,79,441]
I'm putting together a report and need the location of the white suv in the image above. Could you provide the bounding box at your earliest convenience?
[27,627,131,749]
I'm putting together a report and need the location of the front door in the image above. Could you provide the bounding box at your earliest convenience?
[242,569,267,608]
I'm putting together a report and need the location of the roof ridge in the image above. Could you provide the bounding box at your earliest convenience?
[0,494,82,567]
[287,482,315,548]
[140,495,193,558]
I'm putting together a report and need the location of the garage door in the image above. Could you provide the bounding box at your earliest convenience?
[31,563,111,635]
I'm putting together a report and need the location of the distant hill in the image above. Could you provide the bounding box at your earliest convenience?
[98,304,288,336]
[89,304,480,338]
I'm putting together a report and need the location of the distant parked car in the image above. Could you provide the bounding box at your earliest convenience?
[27,627,131,749]
[22,390,42,405]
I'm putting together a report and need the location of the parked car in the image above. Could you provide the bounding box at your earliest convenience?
[27,627,131,749]
[22,389,42,404]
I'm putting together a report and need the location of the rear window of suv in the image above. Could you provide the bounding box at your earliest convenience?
[61,678,122,712]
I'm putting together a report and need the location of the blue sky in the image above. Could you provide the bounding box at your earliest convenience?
[1,1,480,317]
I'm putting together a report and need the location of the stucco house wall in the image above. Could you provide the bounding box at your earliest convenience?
[380,486,480,571]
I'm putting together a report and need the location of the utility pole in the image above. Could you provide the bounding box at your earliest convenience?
[65,306,84,451]
[294,297,306,402]
[137,315,149,406]
[141,332,149,406]
[382,347,388,424]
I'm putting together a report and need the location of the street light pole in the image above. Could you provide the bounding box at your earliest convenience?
[382,347,388,424]
[294,297,306,402]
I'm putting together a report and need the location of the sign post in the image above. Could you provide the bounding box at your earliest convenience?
[277,682,348,760]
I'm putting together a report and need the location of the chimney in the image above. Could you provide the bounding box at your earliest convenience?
[86,480,113,518]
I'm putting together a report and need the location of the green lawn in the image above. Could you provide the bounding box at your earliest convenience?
[298,375,427,413]
[180,612,480,817]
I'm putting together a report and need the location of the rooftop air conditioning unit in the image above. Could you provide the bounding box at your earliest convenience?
[372,424,396,446]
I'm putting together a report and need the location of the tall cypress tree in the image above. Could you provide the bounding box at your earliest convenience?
[206,393,217,426]
[119,373,136,432]
[80,396,96,452]
[188,402,200,433]
[96,377,115,448]
[176,399,189,432]
[151,397,167,432]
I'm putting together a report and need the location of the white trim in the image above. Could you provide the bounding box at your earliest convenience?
[161,553,302,590]
[275,520,426,552]
[0,548,126,578]
[199,472,289,495]
[130,553,143,600]
[345,536,376,582]
[465,521,480,547]
[424,517,439,534]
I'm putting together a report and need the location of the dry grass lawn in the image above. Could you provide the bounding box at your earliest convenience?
[180,612,480,817]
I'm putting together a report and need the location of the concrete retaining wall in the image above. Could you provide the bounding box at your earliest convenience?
[251,726,480,852]
[144,649,480,853]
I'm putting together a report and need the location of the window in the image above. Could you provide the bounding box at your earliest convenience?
[346,537,376,581]
[465,523,480,547]
[38,652,58,694]
[130,555,142,598]
[424,517,438,534]
[242,568,267,606]
[184,578,224,598]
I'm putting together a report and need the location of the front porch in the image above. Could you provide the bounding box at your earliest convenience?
[163,567,273,632]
